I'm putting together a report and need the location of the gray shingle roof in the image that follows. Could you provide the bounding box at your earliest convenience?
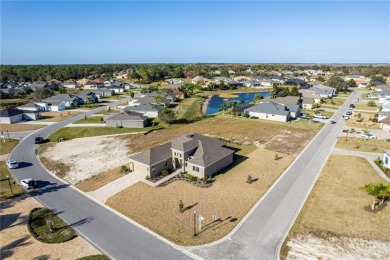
[43,94,79,103]
[187,140,233,167]
[17,102,40,109]
[0,108,24,117]
[244,101,290,116]
[129,142,172,165]
[123,104,162,113]
[106,111,146,121]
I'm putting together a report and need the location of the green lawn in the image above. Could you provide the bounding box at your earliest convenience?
[0,161,25,199]
[322,98,345,107]
[0,98,29,109]
[74,116,104,124]
[28,207,77,243]
[47,125,164,141]
[0,139,19,155]
[96,109,120,115]
[335,137,390,152]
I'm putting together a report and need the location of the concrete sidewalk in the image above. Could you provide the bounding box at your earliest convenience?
[332,148,390,182]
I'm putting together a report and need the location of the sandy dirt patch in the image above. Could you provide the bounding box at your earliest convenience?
[0,195,101,259]
[41,136,130,184]
[287,235,390,260]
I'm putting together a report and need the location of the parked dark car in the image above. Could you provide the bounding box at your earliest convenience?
[35,137,44,144]
[349,104,355,108]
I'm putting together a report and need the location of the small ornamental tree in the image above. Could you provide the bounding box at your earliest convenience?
[247,175,253,184]
[179,200,184,213]
[367,100,376,107]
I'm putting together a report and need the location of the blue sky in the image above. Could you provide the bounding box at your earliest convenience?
[1,1,389,64]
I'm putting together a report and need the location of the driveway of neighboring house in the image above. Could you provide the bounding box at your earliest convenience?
[332,147,390,182]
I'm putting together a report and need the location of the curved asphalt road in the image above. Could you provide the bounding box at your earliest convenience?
[190,91,360,259]
[10,98,191,260]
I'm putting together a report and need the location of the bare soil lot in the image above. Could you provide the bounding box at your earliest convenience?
[106,148,294,245]
[40,136,131,184]
[282,155,390,259]
[0,195,100,259]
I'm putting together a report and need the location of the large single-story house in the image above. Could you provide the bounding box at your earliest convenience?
[43,94,82,107]
[162,85,185,99]
[122,104,162,118]
[17,102,42,112]
[377,90,390,104]
[244,101,291,122]
[128,133,234,179]
[62,82,79,88]
[0,108,41,124]
[261,96,302,118]
[105,111,147,128]
[301,97,314,110]
[48,102,66,111]
[242,80,262,88]
[305,85,336,98]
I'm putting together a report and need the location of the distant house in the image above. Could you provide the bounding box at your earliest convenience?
[259,79,279,87]
[358,82,369,88]
[261,96,301,118]
[383,150,390,168]
[0,108,40,124]
[84,82,99,89]
[128,133,234,179]
[48,102,66,111]
[62,82,79,89]
[242,80,262,88]
[166,78,184,85]
[377,90,390,104]
[306,85,336,98]
[122,104,162,118]
[162,85,185,99]
[77,78,89,86]
[94,89,115,98]
[29,80,47,91]
[301,97,314,110]
[298,89,322,103]
[375,84,390,91]
[307,81,324,87]
[285,78,307,87]
[244,101,290,122]
[234,76,250,82]
[105,111,147,128]
[17,102,41,112]
[43,94,82,107]
[78,92,98,103]
[272,76,286,84]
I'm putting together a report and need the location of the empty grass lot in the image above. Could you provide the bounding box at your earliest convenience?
[0,139,19,155]
[47,125,163,141]
[355,102,379,111]
[119,115,321,156]
[40,111,83,122]
[323,98,345,107]
[106,147,294,245]
[96,109,120,115]
[346,112,380,129]
[335,137,390,153]
[75,166,127,192]
[74,116,104,124]
[282,155,390,257]
[0,124,45,132]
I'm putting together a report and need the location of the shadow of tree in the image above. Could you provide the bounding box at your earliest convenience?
[0,193,30,212]
[0,235,32,259]
[30,183,70,197]
[196,216,238,235]
[68,216,94,228]
[182,203,198,213]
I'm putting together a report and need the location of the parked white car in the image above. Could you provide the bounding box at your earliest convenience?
[21,178,37,189]
[6,159,19,169]
[361,133,377,139]
[313,114,327,119]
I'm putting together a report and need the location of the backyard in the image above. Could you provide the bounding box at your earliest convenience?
[282,155,390,259]
[346,112,380,129]
[106,146,294,245]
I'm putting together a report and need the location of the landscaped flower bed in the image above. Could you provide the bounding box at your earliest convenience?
[28,208,77,243]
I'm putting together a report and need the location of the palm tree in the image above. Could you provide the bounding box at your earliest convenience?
[360,183,388,210]
[228,101,237,116]
[239,98,245,104]
[219,103,228,115]
[254,93,264,103]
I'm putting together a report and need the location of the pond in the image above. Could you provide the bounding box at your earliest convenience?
[206,92,270,114]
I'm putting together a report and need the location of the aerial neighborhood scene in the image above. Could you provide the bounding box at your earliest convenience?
[1,1,389,260]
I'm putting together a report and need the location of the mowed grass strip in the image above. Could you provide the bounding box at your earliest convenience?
[47,125,163,141]
[0,124,45,132]
[40,111,83,122]
[74,116,104,124]
[106,148,294,245]
[0,161,25,199]
[335,137,390,153]
[286,155,390,242]
[76,166,127,192]
[0,138,19,155]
